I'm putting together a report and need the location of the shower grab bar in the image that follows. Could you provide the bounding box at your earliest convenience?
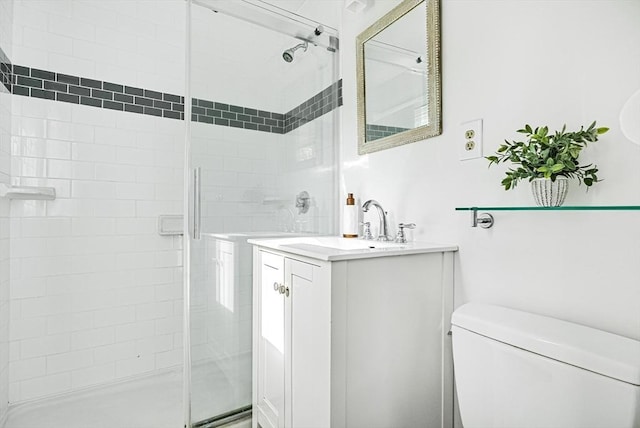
[193,167,201,240]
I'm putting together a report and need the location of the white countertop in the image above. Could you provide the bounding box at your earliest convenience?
[248,235,458,262]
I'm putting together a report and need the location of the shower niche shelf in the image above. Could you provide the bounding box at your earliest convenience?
[0,183,56,200]
[456,205,640,228]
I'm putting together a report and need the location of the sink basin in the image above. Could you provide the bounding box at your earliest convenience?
[280,236,405,251]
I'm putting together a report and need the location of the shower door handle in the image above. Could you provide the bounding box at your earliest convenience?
[192,167,201,240]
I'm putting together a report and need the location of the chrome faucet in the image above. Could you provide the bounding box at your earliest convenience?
[362,199,392,241]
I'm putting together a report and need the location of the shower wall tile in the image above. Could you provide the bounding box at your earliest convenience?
[12,0,186,95]
[8,94,184,404]
[0,0,12,419]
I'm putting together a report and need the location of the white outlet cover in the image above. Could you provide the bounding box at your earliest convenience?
[460,119,483,161]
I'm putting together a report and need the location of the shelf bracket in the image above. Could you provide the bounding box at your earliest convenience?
[471,209,493,228]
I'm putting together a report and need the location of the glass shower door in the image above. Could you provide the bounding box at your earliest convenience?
[185,1,339,426]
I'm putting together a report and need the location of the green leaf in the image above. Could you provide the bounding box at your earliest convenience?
[596,127,609,134]
[550,163,565,173]
[525,124,533,134]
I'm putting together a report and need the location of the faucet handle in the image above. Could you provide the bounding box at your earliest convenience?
[395,223,416,243]
[360,221,373,240]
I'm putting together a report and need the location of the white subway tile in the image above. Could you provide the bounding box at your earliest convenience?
[9,317,46,340]
[93,341,136,365]
[46,349,93,374]
[10,278,47,299]
[47,159,95,180]
[23,26,73,56]
[71,362,115,389]
[48,53,96,81]
[71,327,115,350]
[71,253,117,274]
[71,217,116,236]
[115,353,155,378]
[94,126,137,148]
[115,218,156,235]
[20,218,71,238]
[20,333,70,359]
[48,12,95,42]
[11,156,47,178]
[93,200,136,218]
[135,334,173,356]
[155,348,182,369]
[19,372,71,401]
[115,320,154,342]
[115,286,154,305]
[46,199,95,217]
[116,147,155,166]
[46,120,73,142]
[155,283,182,302]
[135,200,181,217]
[71,143,117,163]
[155,316,182,335]
[9,357,46,381]
[71,181,117,200]
[95,163,137,182]
[70,289,118,312]
[155,250,182,268]
[93,306,136,328]
[46,312,94,335]
[116,252,155,270]
[135,301,173,321]
[115,182,154,200]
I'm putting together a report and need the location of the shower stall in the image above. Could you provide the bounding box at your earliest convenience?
[185,1,340,426]
[2,0,338,427]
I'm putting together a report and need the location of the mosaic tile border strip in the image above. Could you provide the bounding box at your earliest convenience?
[10,64,185,120]
[365,124,409,142]
[3,59,342,133]
[0,46,12,94]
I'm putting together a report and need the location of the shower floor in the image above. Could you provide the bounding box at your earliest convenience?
[4,355,253,428]
[5,370,184,428]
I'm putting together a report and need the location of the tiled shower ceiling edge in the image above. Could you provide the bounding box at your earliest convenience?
[0,53,342,135]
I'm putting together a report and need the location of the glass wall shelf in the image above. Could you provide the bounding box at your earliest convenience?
[455,205,640,228]
[456,205,640,211]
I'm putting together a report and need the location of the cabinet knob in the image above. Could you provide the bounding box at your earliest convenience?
[285,287,290,297]
[279,285,286,294]
[273,282,280,291]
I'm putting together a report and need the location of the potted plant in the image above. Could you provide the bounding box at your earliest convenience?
[486,121,609,206]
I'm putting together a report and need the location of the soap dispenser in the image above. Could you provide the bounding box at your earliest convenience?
[342,193,358,238]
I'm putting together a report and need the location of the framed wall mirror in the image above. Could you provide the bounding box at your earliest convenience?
[356,0,441,155]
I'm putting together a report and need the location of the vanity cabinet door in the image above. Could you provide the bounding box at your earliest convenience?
[285,258,330,428]
[256,251,285,428]
[255,251,330,428]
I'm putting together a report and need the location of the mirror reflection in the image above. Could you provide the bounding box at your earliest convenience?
[357,0,441,154]
[364,2,427,142]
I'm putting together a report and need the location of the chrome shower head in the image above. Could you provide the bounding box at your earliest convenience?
[282,41,308,63]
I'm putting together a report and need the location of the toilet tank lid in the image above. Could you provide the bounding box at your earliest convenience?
[451,303,640,386]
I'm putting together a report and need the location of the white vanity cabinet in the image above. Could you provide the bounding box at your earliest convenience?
[251,238,457,428]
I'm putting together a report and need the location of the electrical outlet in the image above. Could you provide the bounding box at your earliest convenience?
[460,119,483,160]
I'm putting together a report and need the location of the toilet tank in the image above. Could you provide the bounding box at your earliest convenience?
[451,303,640,428]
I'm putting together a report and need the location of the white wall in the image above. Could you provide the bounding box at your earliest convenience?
[340,0,640,341]
[8,0,186,403]
[0,0,13,420]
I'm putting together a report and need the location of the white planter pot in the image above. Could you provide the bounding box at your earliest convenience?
[530,177,569,207]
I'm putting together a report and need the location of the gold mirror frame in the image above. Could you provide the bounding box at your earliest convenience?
[356,0,441,155]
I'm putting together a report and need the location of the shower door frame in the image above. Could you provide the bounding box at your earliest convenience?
[182,1,341,426]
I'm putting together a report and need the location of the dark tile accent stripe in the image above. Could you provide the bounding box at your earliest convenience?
[9,64,184,121]
[191,98,285,134]
[283,80,342,133]
[0,45,13,94]
[4,61,341,133]
[365,123,410,142]
[189,80,342,134]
